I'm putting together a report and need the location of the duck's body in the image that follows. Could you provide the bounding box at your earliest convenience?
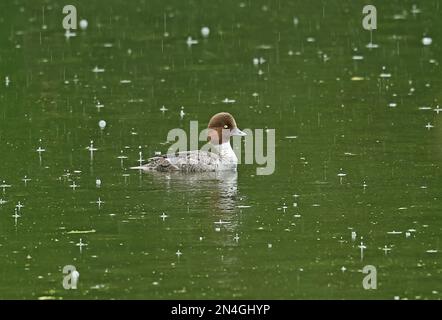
[134,142,238,172]
[132,112,245,173]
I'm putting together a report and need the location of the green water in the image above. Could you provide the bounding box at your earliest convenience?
[0,0,441,299]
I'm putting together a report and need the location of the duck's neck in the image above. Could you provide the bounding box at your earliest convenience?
[212,141,237,163]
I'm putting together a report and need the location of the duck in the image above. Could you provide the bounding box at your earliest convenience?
[132,112,246,172]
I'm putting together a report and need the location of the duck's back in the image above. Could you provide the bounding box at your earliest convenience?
[139,150,221,172]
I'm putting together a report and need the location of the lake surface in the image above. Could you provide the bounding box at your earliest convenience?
[0,0,441,299]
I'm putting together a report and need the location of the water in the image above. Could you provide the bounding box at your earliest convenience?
[0,0,441,299]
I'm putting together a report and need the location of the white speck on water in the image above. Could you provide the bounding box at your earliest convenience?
[253,57,266,66]
[94,197,104,209]
[222,98,236,104]
[433,106,442,114]
[422,37,432,46]
[411,4,421,15]
[64,29,76,39]
[12,208,21,224]
[95,101,104,111]
[69,181,79,191]
[186,36,198,47]
[201,26,210,38]
[138,148,144,166]
[86,140,97,160]
[79,19,88,30]
[351,231,357,241]
[379,73,391,78]
[92,66,105,73]
[366,42,379,49]
[382,245,392,254]
[76,238,87,253]
[337,168,346,184]
[214,219,230,225]
[16,201,24,212]
[358,242,367,261]
[98,120,106,129]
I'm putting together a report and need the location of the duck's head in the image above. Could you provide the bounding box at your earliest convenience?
[207,112,246,144]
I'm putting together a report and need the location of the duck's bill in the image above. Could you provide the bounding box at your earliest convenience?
[230,128,247,136]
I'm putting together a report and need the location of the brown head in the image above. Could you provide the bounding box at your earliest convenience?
[207,112,246,144]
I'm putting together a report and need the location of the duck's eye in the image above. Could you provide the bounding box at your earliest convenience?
[223,125,228,129]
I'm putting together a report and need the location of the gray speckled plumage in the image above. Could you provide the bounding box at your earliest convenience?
[140,150,222,172]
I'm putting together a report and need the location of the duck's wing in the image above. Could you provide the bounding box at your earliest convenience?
[132,151,220,172]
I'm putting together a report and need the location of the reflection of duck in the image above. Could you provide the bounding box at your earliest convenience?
[131,112,246,172]
[147,170,238,214]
